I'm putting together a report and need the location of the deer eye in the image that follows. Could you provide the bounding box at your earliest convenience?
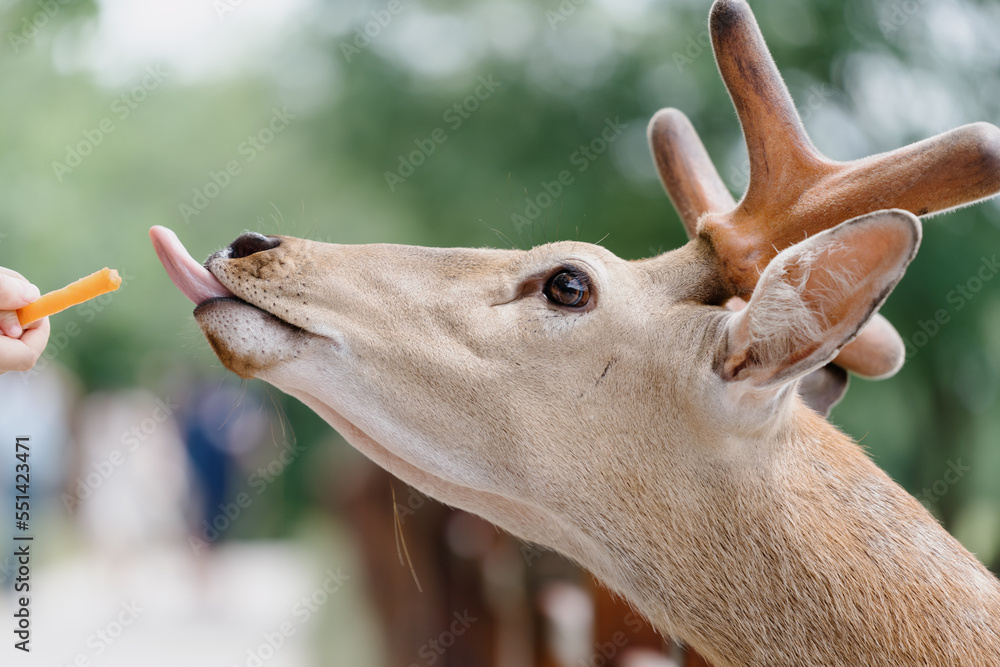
[544,269,592,308]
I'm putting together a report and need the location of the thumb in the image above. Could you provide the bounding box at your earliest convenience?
[0,274,40,311]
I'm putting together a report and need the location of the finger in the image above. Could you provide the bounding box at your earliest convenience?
[16,317,49,366]
[0,338,40,375]
[0,310,22,338]
[23,315,46,331]
[0,273,40,311]
[0,337,31,373]
[0,267,28,281]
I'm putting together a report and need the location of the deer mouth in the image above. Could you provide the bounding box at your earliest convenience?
[151,225,315,378]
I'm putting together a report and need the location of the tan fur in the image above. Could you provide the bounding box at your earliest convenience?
[191,227,1000,665]
[182,2,1000,662]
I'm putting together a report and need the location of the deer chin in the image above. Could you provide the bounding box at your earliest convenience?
[193,297,317,379]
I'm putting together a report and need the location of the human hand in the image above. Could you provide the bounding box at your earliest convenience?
[0,268,50,373]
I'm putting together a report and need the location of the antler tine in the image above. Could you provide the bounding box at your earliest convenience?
[709,0,824,218]
[701,0,836,295]
[820,123,1000,220]
[835,314,906,380]
[648,108,736,239]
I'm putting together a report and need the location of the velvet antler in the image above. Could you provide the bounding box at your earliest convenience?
[649,0,1000,379]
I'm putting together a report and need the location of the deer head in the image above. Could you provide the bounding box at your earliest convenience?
[152,0,1000,663]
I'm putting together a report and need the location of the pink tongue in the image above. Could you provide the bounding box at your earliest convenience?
[150,226,234,304]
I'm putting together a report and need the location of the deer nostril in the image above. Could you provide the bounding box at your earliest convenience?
[229,232,280,259]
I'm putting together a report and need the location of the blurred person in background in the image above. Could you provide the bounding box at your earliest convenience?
[180,379,249,553]
[178,377,271,553]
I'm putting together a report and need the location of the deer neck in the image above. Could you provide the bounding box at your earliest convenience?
[578,405,1000,666]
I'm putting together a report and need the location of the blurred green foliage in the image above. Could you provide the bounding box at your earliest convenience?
[2,0,1000,564]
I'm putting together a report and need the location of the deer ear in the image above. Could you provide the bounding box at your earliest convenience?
[719,209,921,390]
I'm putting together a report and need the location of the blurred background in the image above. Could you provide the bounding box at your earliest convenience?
[2,0,1000,665]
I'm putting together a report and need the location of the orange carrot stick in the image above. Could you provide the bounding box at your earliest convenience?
[16,268,122,326]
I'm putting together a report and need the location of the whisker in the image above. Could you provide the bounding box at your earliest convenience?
[391,483,423,593]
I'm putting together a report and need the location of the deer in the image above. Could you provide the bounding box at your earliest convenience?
[151,0,1000,664]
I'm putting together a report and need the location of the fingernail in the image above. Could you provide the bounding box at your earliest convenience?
[8,322,22,338]
[21,283,39,302]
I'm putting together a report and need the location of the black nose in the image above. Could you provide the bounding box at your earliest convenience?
[229,232,280,259]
